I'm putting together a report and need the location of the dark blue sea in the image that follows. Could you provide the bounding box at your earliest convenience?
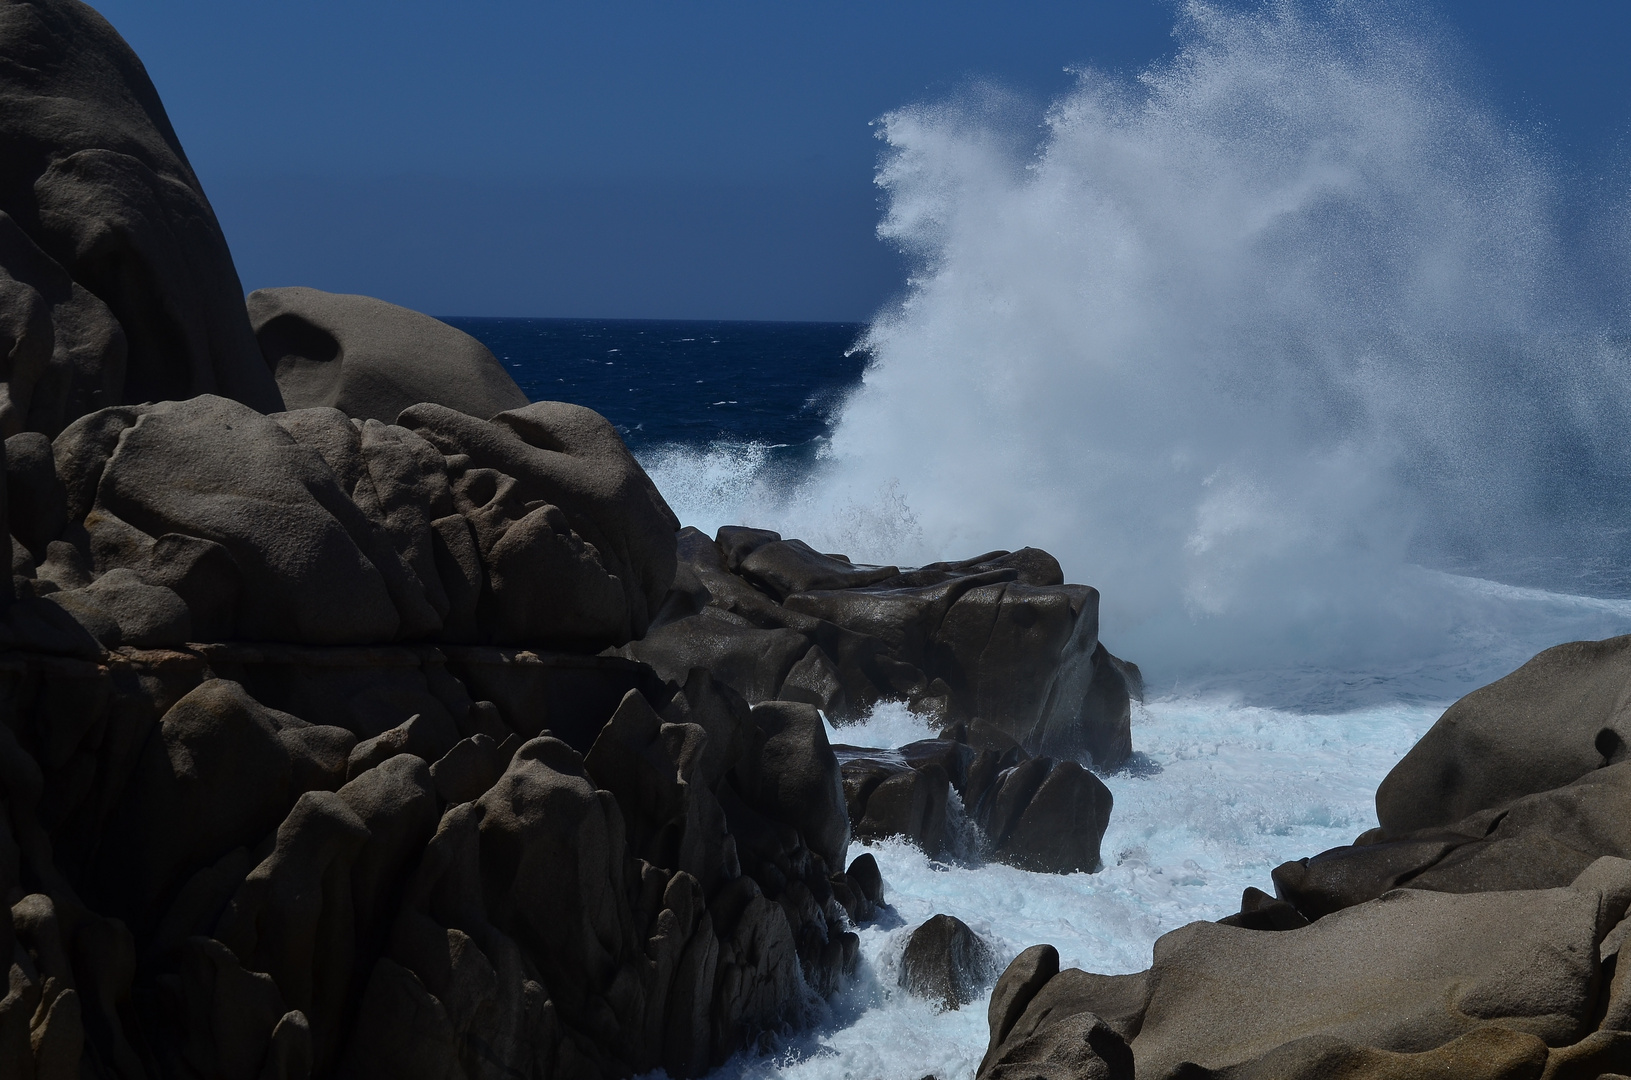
[443,317,869,455]
[450,316,1631,603]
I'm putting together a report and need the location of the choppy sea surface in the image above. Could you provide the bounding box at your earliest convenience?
[456,312,1631,1079]
[446,7,1631,1072]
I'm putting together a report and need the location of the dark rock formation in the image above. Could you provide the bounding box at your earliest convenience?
[3,393,678,651]
[0,636,880,1078]
[898,913,995,1010]
[838,729,1114,874]
[0,0,283,433]
[0,378,890,1078]
[0,6,1152,1076]
[248,287,531,424]
[624,525,1139,771]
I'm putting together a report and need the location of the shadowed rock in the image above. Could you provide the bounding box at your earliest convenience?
[15,394,679,651]
[0,0,282,423]
[840,730,1113,874]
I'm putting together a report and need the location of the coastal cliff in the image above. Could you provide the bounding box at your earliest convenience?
[0,3,1134,1077]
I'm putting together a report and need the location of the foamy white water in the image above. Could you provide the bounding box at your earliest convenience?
[699,694,1440,1079]
[641,0,1631,686]
[641,2,1631,1076]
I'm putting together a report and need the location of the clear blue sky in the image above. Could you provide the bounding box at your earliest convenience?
[91,1,1631,321]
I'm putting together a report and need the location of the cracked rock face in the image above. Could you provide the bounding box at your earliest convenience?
[0,641,875,1080]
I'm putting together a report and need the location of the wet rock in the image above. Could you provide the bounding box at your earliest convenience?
[736,538,899,601]
[981,760,1112,874]
[249,286,529,424]
[629,607,812,703]
[734,701,849,874]
[899,914,996,1010]
[846,852,884,909]
[841,732,1113,873]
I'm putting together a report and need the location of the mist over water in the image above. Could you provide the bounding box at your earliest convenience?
[645,0,1631,700]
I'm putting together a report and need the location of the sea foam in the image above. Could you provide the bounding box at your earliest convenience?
[642,0,1631,694]
[646,4,1631,1075]
[697,694,1440,1079]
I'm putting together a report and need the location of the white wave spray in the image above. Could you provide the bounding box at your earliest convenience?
[645,0,1631,696]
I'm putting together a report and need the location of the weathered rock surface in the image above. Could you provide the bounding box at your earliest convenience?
[0,0,283,433]
[248,286,531,424]
[1,393,678,651]
[624,525,1140,771]
[1264,635,1631,924]
[981,859,1631,1079]
[898,913,995,1010]
[0,7,1157,1077]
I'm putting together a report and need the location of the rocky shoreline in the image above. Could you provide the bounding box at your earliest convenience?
[5,3,1631,1080]
[976,638,1631,1079]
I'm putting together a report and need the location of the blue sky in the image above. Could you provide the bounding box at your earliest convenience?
[93,1,1631,321]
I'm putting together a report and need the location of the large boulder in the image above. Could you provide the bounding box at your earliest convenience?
[898,913,996,1010]
[54,395,421,644]
[980,859,1631,1080]
[247,286,530,424]
[0,0,282,427]
[401,400,679,646]
[733,700,848,874]
[0,211,124,436]
[1376,635,1631,835]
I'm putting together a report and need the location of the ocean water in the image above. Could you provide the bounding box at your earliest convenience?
[452,3,1631,1076]
[441,317,867,457]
